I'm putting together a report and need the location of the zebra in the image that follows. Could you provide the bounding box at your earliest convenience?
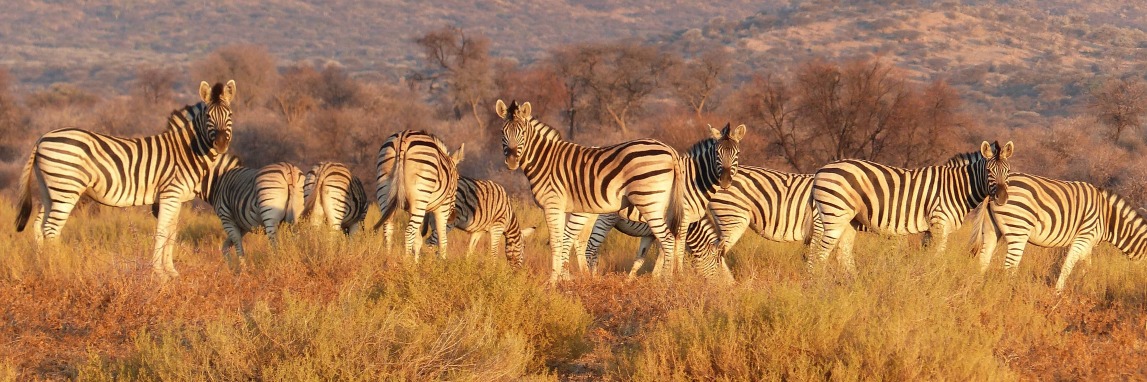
[969,173,1147,292]
[198,158,305,264]
[301,162,370,235]
[374,130,464,261]
[808,141,1014,272]
[708,166,818,252]
[580,123,746,277]
[421,176,536,266]
[496,99,686,284]
[15,80,237,279]
[586,165,816,279]
[585,215,733,283]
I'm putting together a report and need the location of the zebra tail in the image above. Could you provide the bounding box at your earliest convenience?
[301,168,330,222]
[14,151,36,232]
[284,167,302,224]
[967,200,997,256]
[666,159,687,241]
[373,151,406,231]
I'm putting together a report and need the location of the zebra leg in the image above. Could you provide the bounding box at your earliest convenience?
[432,206,452,260]
[718,215,749,254]
[152,198,183,279]
[488,227,503,259]
[1055,238,1097,293]
[808,223,843,271]
[39,192,80,242]
[836,226,859,275]
[384,220,396,251]
[585,214,619,275]
[219,216,241,265]
[926,219,953,255]
[467,231,483,258]
[558,213,594,279]
[543,208,571,285]
[1001,233,1031,274]
[975,221,1001,273]
[32,205,45,244]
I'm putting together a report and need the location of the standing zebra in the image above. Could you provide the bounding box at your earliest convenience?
[970,173,1147,292]
[198,158,305,264]
[302,162,370,235]
[374,130,464,261]
[496,99,686,284]
[581,123,746,276]
[809,141,1014,272]
[421,176,536,266]
[15,80,237,279]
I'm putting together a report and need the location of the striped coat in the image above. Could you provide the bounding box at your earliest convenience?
[199,158,305,263]
[809,141,1014,272]
[423,176,535,266]
[15,80,237,279]
[970,173,1147,291]
[496,99,686,284]
[302,162,370,235]
[374,130,464,260]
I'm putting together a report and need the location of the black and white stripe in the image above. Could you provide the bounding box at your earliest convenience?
[970,173,1147,291]
[15,80,237,279]
[708,166,818,251]
[302,162,369,235]
[496,100,687,284]
[374,130,464,260]
[581,123,746,277]
[809,141,1014,272]
[585,215,732,282]
[198,158,304,263]
[422,176,536,266]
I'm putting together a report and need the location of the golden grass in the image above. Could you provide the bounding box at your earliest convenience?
[2,198,1146,380]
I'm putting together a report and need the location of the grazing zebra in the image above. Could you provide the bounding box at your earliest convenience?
[496,99,686,284]
[809,141,1014,272]
[581,123,746,276]
[374,130,464,260]
[970,173,1147,292]
[421,176,536,266]
[708,166,820,254]
[302,162,369,235]
[585,215,732,283]
[15,80,237,279]
[198,158,305,263]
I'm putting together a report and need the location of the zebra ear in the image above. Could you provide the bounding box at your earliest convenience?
[999,141,1014,159]
[520,102,532,119]
[199,81,212,103]
[496,99,509,119]
[729,124,747,142]
[708,124,722,140]
[220,80,237,105]
[521,227,536,237]
[451,144,466,164]
[980,141,994,159]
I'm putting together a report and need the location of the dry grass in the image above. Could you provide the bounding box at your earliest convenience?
[2,198,1146,380]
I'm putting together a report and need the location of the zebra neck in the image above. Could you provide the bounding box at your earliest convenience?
[165,103,214,159]
[518,123,571,179]
[960,162,991,209]
[1101,192,1147,257]
[683,155,720,197]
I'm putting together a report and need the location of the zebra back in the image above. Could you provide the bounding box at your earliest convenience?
[710,166,816,244]
[303,162,369,234]
[374,130,464,229]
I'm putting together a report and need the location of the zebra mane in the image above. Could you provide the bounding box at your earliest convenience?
[164,102,209,135]
[941,151,985,167]
[685,137,718,158]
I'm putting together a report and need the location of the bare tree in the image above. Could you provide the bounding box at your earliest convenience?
[0,68,22,142]
[582,41,672,134]
[415,26,495,130]
[274,65,320,125]
[668,47,731,120]
[547,44,602,139]
[133,65,179,107]
[192,44,279,109]
[1088,76,1147,144]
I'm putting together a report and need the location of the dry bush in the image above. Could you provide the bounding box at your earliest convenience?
[191,44,280,110]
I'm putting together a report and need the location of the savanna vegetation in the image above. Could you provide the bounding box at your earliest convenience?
[5,0,1147,379]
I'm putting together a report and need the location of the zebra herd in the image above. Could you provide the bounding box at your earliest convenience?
[10,82,1147,292]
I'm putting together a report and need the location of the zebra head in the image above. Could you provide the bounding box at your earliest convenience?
[495,99,531,171]
[980,140,1014,205]
[198,80,237,157]
[709,123,747,190]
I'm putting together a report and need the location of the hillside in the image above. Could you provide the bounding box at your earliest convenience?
[657,0,1147,124]
[0,0,770,90]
